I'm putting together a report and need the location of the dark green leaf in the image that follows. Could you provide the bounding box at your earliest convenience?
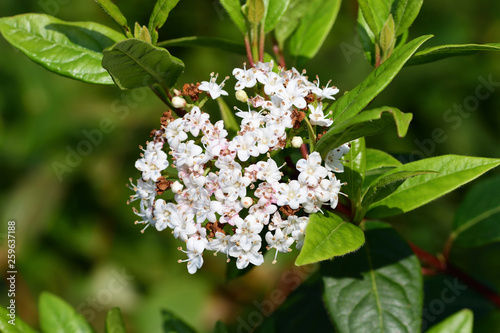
[102,38,184,89]
[357,7,377,66]
[254,273,335,333]
[0,14,125,85]
[264,0,290,33]
[148,0,180,44]
[339,138,366,206]
[316,107,412,157]
[274,0,310,48]
[295,211,365,266]
[358,0,390,41]
[220,0,247,34]
[0,307,37,333]
[322,221,423,333]
[451,176,500,248]
[288,0,341,66]
[94,0,129,34]
[39,292,94,333]
[213,321,229,333]
[105,308,126,333]
[407,43,500,66]
[330,35,431,125]
[367,155,500,218]
[392,0,423,36]
[162,310,196,333]
[157,36,246,54]
[426,309,473,333]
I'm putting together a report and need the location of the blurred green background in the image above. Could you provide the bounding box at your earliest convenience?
[1,0,500,332]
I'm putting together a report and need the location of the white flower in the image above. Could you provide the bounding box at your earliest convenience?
[164,118,188,148]
[135,148,169,182]
[311,77,339,100]
[199,72,229,99]
[233,64,258,90]
[308,103,333,127]
[275,180,307,209]
[296,152,328,187]
[276,79,308,110]
[207,232,233,258]
[325,143,350,172]
[229,241,264,269]
[179,237,208,274]
[291,136,303,148]
[265,228,294,263]
[228,132,259,162]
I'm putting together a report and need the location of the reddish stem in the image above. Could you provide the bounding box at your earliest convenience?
[244,36,255,68]
[300,143,308,159]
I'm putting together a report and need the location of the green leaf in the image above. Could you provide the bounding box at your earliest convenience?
[105,308,126,333]
[274,0,310,48]
[288,0,341,67]
[451,176,500,248]
[246,0,266,25]
[339,138,366,206]
[0,307,38,333]
[365,148,402,171]
[161,310,196,333]
[358,0,390,41]
[426,309,473,333]
[392,0,423,36]
[295,211,365,266]
[406,43,500,66]
[148,0,180,44]
[330,35,431,125]
[0,14,125,85]
[367,155,500,218]
[39,292,94,333]
[94,0,129,34]
[102,38,184,89]
[264,0,290,33]
[216,97,240,134]
[355,170,436,222]
[322,221,423,333]
[379,14,396,61]
[316,107,412,157]
[157,36,246,54]
[220,0,247,34]
[213,321,229,333]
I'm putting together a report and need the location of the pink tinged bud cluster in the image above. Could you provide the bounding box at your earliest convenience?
[129,62,350,273]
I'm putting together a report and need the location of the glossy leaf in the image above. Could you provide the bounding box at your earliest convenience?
[426,309,473,333]
[339,138,366,207]
[0,14,125,85]
[356,170,435,222]
[365,148,402,171]
[157,36,246,54]
[102,38,184,89]
[94,0,129,33]
[357,0,390,41]
[329,35,431,125]
[322,221,423,333]
[148,0,180,44]
[367,155,500,218]
[264,0,290,32]
[316,107,412,157]
[274,0,310,48]
[161,310,196,333]
[220,0,247,34]
[295,211,365,266]
[407,43,500,66]
[39,292,94,333]
[288,0,341,67]
[0,307,37,333]
[105,308,126,333]
[451,176,500,248]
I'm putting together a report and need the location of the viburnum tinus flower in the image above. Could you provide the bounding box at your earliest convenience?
[128,61,351,274]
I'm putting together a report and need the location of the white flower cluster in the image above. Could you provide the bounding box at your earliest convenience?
[129,62,350,274]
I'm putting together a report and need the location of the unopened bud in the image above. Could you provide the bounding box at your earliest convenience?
[172,96,187,108]
[235,90,248,103]
[171,181,183,194]
[291,136,303,148]
[241,196,253,208]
